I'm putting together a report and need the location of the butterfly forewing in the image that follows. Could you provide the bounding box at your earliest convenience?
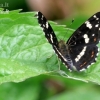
[67,12,100,45]
[36,12,58,47]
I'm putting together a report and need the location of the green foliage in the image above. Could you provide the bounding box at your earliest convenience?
[0,8,100,100]
[47,85,100,100]
[0,9,100,86]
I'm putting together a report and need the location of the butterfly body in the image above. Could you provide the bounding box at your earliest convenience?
[58,40,69,57]
[58,40,76,71]
[36,11,100,71]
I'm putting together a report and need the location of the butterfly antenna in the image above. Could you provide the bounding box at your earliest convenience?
[62,18,74,41]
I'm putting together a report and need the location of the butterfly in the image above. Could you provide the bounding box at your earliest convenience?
[35,11,100,71]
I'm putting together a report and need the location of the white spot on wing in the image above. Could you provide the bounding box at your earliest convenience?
[98,48,99,51]
[95,24,99,27]
[75,58,78,62]
[93,15,96,18]
[77,55,81,59]
[87,65,90,69]
[92,34,95,36]
[83,34,89,43]
[80,51,84,56]
[83,34,88,38]
[43,24,45,27]
[75,46,87,62]
[50,34,53,43]
[46,22,49,28]
[95,58,97,61]
[85,21,92,29]
[41,15,44,19]
[93,15,99,20]
[96,18,99,20]
[80,68,85,72]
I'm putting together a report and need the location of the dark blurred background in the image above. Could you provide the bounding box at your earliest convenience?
[0,0,100,100]
[1,0,100,29]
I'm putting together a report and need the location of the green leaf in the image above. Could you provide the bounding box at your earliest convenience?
[0,78,40,100]
[0,9,58,84]
[47,86,100,100]
[0,9,100,84]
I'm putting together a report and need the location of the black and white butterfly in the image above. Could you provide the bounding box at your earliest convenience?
[35,11,100,71]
